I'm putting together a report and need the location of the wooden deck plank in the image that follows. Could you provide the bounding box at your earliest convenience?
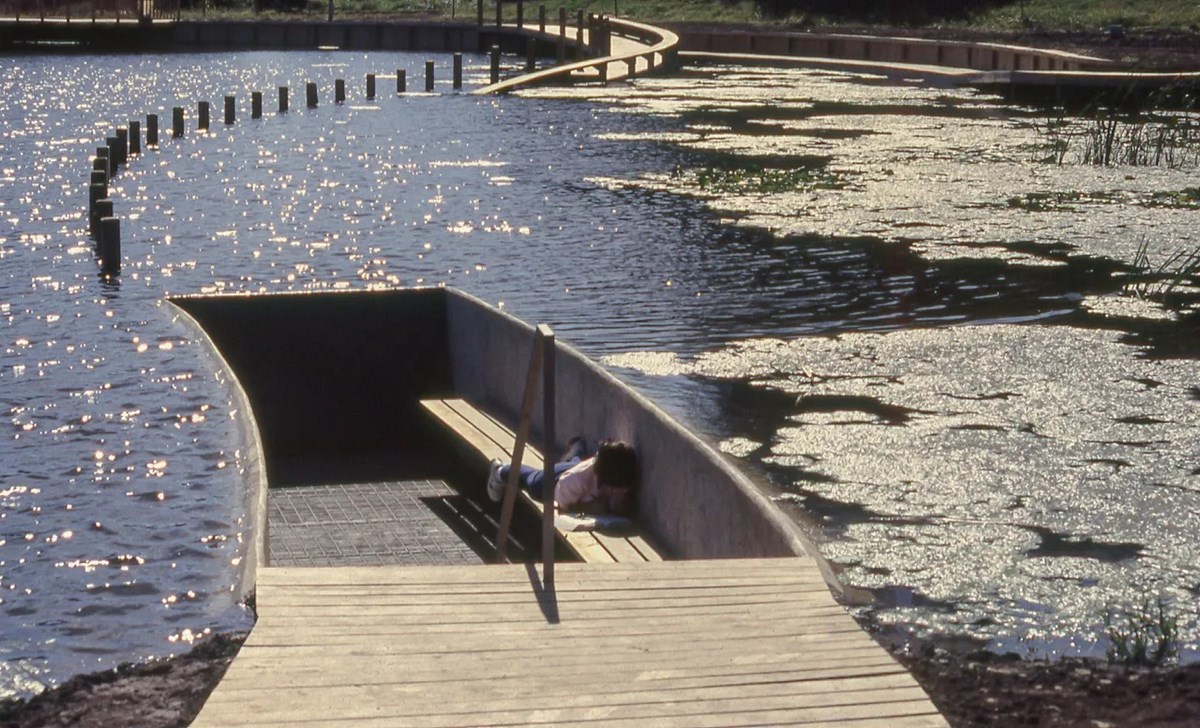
[196,650,906,688]
[194,558,945,727]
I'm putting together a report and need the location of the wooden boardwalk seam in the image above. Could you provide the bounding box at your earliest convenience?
[193,557,946,727]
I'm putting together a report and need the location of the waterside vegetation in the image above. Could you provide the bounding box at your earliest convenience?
[183,0,1200,35]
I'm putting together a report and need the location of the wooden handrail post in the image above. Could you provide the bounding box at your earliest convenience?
[495,329,545,561]
[538,325,556,586]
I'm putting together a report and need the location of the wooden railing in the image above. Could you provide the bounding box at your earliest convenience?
[496,324,558,582]
[1,0,179,22]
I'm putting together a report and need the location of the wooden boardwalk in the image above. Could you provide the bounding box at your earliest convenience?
[193,557,946,726]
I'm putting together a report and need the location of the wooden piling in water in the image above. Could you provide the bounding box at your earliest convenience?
[252,92,263,119]
[95,146,110,177]
[526,39,536,72]
[173,107,184,138]
[113,128,127,167]
[626,57,636,76]
[92,198,113,237]
[129,121,140,156]
[92,157,108,185]
[88,183,105,233]
[99,216,121,274]
[490,45,500,84]
[105,137,118,171]
[425,61,435,92]
[279,86,289,113]
[91,170,106,195]
[198,101,210,131]
[575,10,584,58]
[147,114,158,147]
[557,8,566,63]
[335,78,345,103]
[397,70,406,93]
[453,53,462,89]
[224,96,235,125]
[306,82,318,108]
[366,74,375,99]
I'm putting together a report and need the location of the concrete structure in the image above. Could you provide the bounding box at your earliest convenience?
[170,287,816,563]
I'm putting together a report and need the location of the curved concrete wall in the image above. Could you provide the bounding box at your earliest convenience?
[676,28,1111,72]
[169,287,816,568]
[445,288,812,560]
[168,301,269,602]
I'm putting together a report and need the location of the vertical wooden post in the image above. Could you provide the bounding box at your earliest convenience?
[538,4,545,32]
[476,0,482,25]
[172,107,184,137]
[93,151,109,179]
[526,38,536,72]
[453,53,462,89]
[366,73,375,99]
[252,91,263,118]
[490,45,500,84]
[92,198,113,238]
[516,0,522,28]
[91,171,107,198]
[105,137,118,172]
[557,7,566,64]
[598,61,607,85]
[306,82,318,108]
[146,114,158,146]
[335,79,345,103]
[397,69,407,93]
[495,0,501,27]
[539,325,556,584]
[99,216,121,274]
[495,334,545,563]
[224,95,235,124]
[128,121,141,156]
[114,127,128,166]
[198,101,209,131]
[626,57,635,76]
[279,86,289,113]
[425,61,434,91]
[88,183,105,233]
[575,10,584,58]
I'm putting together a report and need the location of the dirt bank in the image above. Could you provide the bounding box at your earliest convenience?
[0,633,247,728]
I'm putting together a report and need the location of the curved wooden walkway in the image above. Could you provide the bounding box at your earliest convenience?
[193,558,946,726]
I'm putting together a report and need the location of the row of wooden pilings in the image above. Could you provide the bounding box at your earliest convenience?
[84,51,523,276]
[477,2,616,69]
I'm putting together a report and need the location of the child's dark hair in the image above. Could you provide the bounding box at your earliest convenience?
[593,439,638,490]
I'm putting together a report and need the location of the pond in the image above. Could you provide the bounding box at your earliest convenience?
[1,50,1198,698]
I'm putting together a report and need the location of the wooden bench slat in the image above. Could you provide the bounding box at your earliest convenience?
[421,398,664,563]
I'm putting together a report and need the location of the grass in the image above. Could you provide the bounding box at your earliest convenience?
[1104,595,1181,667]
[965,0,1200,33]
[183,0,1200,31]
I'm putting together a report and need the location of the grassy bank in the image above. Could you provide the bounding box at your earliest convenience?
[187,0,1200,31]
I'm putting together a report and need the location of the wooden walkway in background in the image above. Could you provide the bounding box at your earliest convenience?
[193,557,946,726]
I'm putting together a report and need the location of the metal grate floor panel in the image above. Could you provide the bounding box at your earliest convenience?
[268,481,484,567]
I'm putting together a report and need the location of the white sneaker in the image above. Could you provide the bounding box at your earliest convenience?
[486,458,505,502]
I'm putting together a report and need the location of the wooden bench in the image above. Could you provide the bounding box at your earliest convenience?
[421,398,663,563]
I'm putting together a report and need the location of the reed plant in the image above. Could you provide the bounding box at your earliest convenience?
[1126,238,1200,302]
[1034,88,1200,168]
[1103,595,1181,667]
